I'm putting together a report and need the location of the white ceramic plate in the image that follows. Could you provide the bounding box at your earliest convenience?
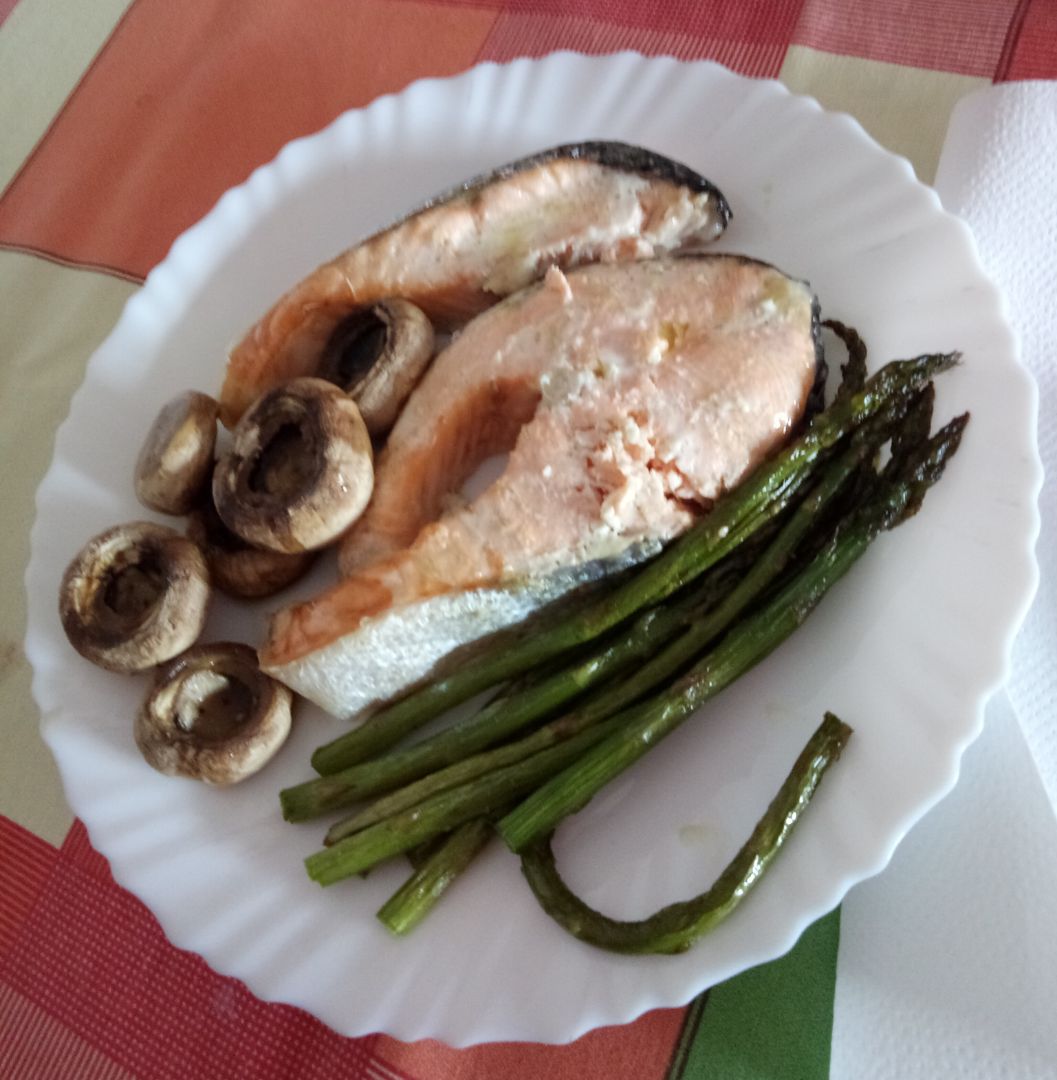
[25,53,1040,1046]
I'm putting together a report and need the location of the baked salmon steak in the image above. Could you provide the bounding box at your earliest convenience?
[260,255,823,719]
[218,142,732,426]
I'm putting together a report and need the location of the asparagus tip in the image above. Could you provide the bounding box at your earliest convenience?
[931,350,962,370]
[906,350,961,381]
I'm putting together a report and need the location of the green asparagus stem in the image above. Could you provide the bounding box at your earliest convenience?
[519,712,852,954]
[323,690,632,845]
[318,434,874,840]
[310,352,958,774]
[377,819,494,935]
[405,834,450,870]
[304,715,630,885]
[497,414,967,853]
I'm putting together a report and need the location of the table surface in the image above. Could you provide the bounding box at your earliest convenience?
[2,1,1054,1077]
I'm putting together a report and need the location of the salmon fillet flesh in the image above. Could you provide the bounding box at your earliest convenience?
[260,255,821,719]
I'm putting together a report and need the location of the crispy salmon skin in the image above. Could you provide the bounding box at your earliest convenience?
[261,255,821,719]
[218,142,731,426]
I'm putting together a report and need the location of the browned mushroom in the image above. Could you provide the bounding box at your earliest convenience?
[317,299,434,436]
[134,391,218,514]
[59,522,210,672]
[135,642,293,784]
[187,499,314,598]
[212,377,373,553]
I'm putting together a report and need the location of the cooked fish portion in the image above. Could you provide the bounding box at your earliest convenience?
[219,142,731,426]
[260,256,821,719]
[338,254,819,575]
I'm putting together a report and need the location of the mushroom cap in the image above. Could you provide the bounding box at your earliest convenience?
[213,377,374,553]
[135,642,293,784]
[187,500,315,598]
[59,521,211,673]
[134,391,218,514]
[318,299,435,436]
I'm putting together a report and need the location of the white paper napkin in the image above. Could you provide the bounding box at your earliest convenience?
[935,82,1057,811]
[831,82,1057,1080]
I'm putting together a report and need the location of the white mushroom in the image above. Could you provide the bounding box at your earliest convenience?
[134,391,218,514]
[212,377,373,553]
[317,299,435,436]
[59,522,210,673]
[135,642,293,784]
[187,497,314,599]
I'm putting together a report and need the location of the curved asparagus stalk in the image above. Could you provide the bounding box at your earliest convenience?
[310,352,959,773]
[519,712,851,954]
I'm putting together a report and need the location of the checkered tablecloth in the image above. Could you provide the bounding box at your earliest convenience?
[2,2,1055,1077]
